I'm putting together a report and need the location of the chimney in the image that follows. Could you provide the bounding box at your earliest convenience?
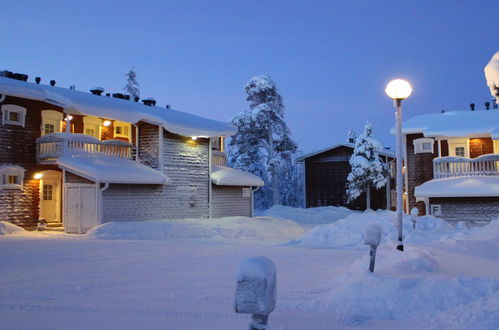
[90,87,104,96]
[134,96,139,102]
[142,97,156,106]
[470,103,475,111]
[50,80,56,86]
[485,102,490,110]
[493,99,498,109]
[35,77,41,84]
[112,93,128,100]
[166,104,171,109]
[106,93,110,97]
[441,109,445,113]
[69,85,76,90]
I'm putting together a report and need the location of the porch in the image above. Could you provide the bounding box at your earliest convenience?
[433,154,499,179]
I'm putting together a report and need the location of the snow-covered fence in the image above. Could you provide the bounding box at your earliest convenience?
[37,133,132,162]
[433,154,499,179]
[212,151,227,166]
[235,256,276,330]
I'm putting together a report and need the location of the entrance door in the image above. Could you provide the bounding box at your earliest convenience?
[39,171,62,222]
[64,184,98,234]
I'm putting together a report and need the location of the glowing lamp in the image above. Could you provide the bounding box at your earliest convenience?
[191,136,198,141]
[34,173,43,179]
[103,120,112,127]
[66,115,73,121]
[385,79,412,100]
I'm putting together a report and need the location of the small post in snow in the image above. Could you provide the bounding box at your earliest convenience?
[234,256,276,330]
[410,207,419,230]
[365,224,382,272]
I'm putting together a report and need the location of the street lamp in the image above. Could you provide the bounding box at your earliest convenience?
[385,79,412,251]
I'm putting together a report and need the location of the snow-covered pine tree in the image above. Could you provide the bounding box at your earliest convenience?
[346,121,388,210]
[124,66,140,101]
[347,129,357,144]
[228,75,298,208]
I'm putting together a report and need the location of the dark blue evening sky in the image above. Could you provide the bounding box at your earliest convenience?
[1,0,498,153]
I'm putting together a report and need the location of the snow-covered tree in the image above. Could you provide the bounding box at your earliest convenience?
[347,129,357,144]
[228,75,298,208]
[346,121,388,210]
[124,66,140,100]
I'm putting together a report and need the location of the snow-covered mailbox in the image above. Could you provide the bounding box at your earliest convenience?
[365,224,382,272]
[235,256,276,330]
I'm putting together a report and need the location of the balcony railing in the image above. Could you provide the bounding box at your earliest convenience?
[433,154,499,179]
[212,151,227,167]
[37,133,133,163]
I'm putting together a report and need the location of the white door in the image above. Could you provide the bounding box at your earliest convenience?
[64,184,98,234]
[39,171,62,222]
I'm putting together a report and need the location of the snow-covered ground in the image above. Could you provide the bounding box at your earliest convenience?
[1,206,498,329]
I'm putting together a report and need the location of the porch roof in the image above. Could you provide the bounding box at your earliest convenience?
[58,156,171,185]
[415,176,499,199]
[0,76,236,138]
[211,166,264,187]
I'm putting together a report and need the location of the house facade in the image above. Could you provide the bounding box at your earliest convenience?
[297,143,395,210]
[0,71,263,233]
[401,108,499,225]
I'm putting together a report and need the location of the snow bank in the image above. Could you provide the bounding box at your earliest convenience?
[211,166,264,186]
[0,221,26,235]
[290,210,456,249]
[258,205,355,227]
[86,216,304,242]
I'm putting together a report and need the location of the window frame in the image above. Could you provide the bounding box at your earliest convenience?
[41,110,63,136]
[448,138,469,158]
[413,137,434,154]
[0,165,25,190]
[83,116,102,140]
[114,121,131,140]
[1,104,26,127]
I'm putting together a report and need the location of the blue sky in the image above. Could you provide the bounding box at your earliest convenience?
[1,0,498,153]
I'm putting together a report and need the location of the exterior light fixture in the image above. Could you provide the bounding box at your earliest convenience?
[385,78,412,252]
[103,120,111,127]
[66,115,73,121]
[191,136,198,141]
[33,173,43,179]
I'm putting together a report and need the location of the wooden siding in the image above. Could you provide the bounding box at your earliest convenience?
[469,137,494,158]
[429,197,499,226]
[211,185,252,218]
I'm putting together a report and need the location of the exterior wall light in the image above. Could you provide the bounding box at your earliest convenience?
[66,115,73,121]
[103,120,112,127]
[191,136,198,140]
[33,173,43,179]
[385,78,412,252]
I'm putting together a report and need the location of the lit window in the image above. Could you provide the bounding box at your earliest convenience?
[83,116,102,140]
[114,121,131,140]
[1,104,26,127]
[455,147,465,157]
[43,184,53,201]
[413,138,434,154]
[41,110,63,136]
[44,123,55,135]
[0,164,25,190]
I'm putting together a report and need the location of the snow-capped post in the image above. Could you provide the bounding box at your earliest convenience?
[410,207,419,230]
[365,224,382,272]
[385,79,412,252]
[235,256,276,330]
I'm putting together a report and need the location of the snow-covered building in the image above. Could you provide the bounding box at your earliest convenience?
[0,71,263,233]
[296,143,394,210]
[401,108,499,225]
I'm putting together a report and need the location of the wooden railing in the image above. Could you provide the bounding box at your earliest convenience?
[433,154,499,179]
[212,151,227,166]
[37,133,132,162]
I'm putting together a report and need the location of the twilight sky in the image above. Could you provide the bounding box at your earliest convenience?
[1,0,498,153]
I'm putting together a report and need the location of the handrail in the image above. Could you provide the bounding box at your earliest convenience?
[433,154,499,179]
[212,151,227,166]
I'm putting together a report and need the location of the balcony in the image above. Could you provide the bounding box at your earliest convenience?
[37,133,133,164]
[433,154,499,179]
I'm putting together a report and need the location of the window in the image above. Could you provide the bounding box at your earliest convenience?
[1,104,26,127]
[0,165,25,190]
[83,116,102,140]
[41,110,63,136]
[494,140,499,154]
[211,137,225,152]
[43,184,53,200]
[413,138,434,154]
[114,121,131,140]
[448,138,469,158]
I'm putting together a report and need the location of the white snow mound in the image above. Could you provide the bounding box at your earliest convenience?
[0,221,26,235]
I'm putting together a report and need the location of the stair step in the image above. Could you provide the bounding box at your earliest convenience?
[46,222,63,228]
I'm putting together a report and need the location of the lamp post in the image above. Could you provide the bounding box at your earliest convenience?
[385,79,412,252]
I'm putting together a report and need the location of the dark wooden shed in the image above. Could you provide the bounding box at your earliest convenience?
[297,143,395,210]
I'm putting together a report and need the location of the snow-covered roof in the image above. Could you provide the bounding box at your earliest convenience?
[0,76,236,138]
[211,166,264,187]
[296,143,394,162]
[58,156,171,184]
[395,110,499,139]
[485,51,499,101]
[415,176,499,198]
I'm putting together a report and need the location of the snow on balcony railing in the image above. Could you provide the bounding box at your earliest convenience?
[37,133,132,161]
[433,154,499,179]
[212,151,227,167]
